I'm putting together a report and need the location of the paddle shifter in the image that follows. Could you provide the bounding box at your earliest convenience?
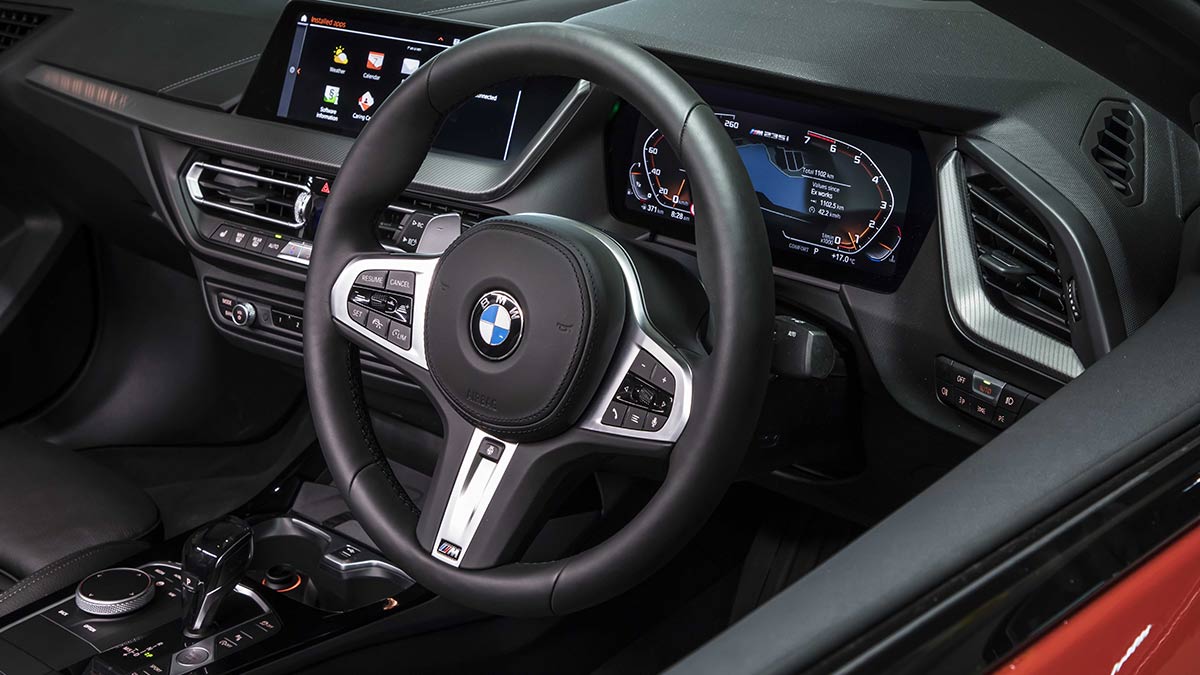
[180,516,254,638]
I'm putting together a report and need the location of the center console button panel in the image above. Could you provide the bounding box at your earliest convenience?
[935,356,1043,430]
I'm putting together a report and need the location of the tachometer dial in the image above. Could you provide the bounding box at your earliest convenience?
[642,129,693,215]
[760,130,895,255]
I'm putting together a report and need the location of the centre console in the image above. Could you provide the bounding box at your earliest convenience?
[0,516,422,675]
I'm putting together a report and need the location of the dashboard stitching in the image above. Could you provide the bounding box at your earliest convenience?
[422,0,520,16]
[158,53,261,93]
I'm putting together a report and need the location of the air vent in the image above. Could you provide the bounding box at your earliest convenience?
[1083,100,1144,206]
[185,158,312,230]
[966,171,1072,342]
[0,7,50,55]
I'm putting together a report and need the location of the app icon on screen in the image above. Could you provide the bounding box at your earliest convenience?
[323,85,340,105]
[332,46,349,65]
[400,58,420,76]
[358,91,375,112]
[366,51,385,71]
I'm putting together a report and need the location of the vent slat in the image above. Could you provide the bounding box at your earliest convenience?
[966,171,1071,342]
[966,183,1053,255]
[970,212,1059,279]
[1086,102,1142,205]
[0,8,48,54]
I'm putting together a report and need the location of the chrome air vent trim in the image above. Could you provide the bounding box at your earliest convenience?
[185,161,311,230]
[938,150,1083,381]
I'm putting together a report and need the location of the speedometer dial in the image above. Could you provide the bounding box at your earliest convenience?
[641,129,693,215]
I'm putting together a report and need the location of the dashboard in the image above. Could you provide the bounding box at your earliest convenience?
[607,78,934,290]
[237,2,936,291]
[10,0,1187,512]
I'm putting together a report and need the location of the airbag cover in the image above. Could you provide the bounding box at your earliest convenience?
[425,217,626,441]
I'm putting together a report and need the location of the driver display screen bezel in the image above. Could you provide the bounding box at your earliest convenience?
[605,75,936,292]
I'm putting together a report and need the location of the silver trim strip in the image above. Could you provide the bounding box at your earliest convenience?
[938,151,1084,380]
[431,428,519,567]
[184,161,310,230]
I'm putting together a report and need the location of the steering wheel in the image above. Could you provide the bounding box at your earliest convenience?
[304,23,773,617]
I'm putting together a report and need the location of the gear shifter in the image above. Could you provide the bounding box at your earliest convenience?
[180,516,254,638]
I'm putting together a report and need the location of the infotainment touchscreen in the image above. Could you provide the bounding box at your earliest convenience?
[241,2,532,161]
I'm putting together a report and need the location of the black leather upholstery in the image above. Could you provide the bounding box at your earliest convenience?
[0,428,159,619]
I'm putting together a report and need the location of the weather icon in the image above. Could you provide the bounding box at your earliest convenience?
[332,46,348,65]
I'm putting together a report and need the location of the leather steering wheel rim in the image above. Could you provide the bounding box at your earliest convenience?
[304,22,774,617]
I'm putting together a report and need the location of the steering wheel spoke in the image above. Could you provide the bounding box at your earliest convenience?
[418,419,674,570]
[579,297,695,443]
[330,253,439,379]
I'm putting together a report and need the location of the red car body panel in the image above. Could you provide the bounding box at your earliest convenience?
[996,523,1200,675]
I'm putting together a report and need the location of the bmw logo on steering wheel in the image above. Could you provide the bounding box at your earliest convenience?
[470,290,524,360]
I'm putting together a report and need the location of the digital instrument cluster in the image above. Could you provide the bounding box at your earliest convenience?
[609,79,933,289]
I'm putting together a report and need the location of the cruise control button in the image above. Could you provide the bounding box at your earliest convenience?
[622,407,648,430]
[355,270,387,289]
[386,320,411,350]
[386,271,416,295]
[650,363,676,394]
[366,312,389,338]
[602,401,627,427]
[630,349,659,381]
[347,302,369,326]
[370,292,398,313]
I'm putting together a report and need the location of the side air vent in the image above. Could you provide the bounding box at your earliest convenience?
[966,171,1072,342]
[0,7,50,55]
[1083,100,1144,206]
[185,158,312,230]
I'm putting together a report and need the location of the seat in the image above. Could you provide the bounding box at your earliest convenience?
[0,427,160,619]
